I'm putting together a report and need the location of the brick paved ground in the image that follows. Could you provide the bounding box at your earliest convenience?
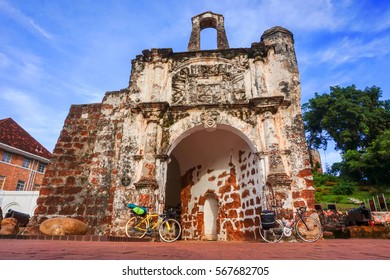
[0,238,389,260]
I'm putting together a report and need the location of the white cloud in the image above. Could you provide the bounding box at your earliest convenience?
[0,47,45,85]
[67,82,105,104]
[0,87,66,151]
[1,88,50,122]
[29,19,52,40]
[313,35,390,68]
[0,0,52,40]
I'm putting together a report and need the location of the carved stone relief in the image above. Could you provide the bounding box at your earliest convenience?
[172,61,247,105]
[201,110,220,130]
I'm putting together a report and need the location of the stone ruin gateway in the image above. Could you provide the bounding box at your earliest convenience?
[33,11,315,241]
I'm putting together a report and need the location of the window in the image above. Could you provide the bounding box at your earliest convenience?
[1,151,12,163]
[22,158,32,168]
[0,176,5,190]
[16,180,25,191]
[37,162,46,173]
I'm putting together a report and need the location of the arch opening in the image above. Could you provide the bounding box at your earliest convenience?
[165,125,265,241]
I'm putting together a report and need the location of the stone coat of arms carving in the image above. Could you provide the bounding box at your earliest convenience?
[172,61,247,105]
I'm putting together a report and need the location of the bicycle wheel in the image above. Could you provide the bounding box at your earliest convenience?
[295,216,322,242]
[158,219,181,242]
[259,219,284,243]
[125,216,147,238]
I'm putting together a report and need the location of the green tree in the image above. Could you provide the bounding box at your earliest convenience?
[343,130,390,185]
[303,85,390,153]
[303,85,390,185]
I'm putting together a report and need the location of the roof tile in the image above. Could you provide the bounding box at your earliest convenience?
[0,118,52,159]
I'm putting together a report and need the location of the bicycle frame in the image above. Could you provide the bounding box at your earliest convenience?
[126,207,182,242]
[134,213,171,234]
[274,207,311,236]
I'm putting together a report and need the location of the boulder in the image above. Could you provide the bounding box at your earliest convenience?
[0,217,19,235]
[39,217,88,236]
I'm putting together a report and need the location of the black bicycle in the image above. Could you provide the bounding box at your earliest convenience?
[259,206,323,243]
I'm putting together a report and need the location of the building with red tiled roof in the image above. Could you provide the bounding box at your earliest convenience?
[0,118,52,191]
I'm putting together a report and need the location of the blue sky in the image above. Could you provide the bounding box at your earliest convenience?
[1,0,390,168]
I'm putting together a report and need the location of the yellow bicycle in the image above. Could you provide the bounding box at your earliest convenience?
[125,206,181,243]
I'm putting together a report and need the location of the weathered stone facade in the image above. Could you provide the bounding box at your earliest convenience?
[34,11,314,240]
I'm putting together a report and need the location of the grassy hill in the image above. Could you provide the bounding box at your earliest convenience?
[313,173,390,211]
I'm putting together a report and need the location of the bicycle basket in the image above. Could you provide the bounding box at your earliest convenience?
[260,210,276,229]
[132,206,147,216]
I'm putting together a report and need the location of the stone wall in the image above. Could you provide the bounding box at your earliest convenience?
[35,104,105,234]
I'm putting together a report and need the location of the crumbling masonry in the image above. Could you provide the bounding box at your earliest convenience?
[34,12,314,240]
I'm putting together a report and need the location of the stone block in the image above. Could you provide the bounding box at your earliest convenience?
[39,186,55,196]
[0,218,19,235]
[39,217,88,236]
[34,205,47,215]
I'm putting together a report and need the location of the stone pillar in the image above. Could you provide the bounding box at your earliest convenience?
[152,62,163,100]
[155,154,169,213]
[134,102,169,211]
[254,65,267,97]
[262,111,292,212]
[263,111,284,174]
[143,122,158,178]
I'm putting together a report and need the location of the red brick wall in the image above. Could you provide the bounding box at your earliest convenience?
[34,103,106,235]
[0,149,46,191]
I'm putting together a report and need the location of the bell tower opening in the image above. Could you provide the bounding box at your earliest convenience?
[187,11,229,51]
[200,28,218,50]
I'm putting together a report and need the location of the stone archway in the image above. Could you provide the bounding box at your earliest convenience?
[3,202,22,213]
[165,125,265,241]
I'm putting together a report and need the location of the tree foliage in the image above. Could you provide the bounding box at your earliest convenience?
[303,85,390,185]
[342,130,390,185]
[303,85,390,152]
